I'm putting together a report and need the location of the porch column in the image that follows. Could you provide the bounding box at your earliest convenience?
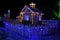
[19,12,24,23]
[31,12,35,24]
[39,13,44,21]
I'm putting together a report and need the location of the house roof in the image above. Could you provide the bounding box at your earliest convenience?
[21,5,43,13]
[26,5,43,13]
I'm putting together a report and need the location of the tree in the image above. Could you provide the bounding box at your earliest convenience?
[53,1,60,19]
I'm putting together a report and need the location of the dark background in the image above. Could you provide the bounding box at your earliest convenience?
[0,0,59,19]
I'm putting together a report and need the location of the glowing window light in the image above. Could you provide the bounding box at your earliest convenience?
[24,15,29,21]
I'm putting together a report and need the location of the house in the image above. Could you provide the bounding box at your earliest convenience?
[17,3,44,24]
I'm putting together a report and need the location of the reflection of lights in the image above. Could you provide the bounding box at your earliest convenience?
[41,28,43,31]
[4,20,58,36]
[4,22,9,25]
[6,23,8,25]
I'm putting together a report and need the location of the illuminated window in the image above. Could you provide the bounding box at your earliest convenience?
[24,15,29,21]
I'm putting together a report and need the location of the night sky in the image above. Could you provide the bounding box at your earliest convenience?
[0,0,59,19]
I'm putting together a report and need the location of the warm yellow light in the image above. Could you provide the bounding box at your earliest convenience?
[29,3,36,6]
[20,12,24,15]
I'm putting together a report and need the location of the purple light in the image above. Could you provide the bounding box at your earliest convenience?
[3,20,58,40]
[39,16,42,21]
[24,15,29,21]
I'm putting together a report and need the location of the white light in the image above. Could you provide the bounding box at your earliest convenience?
[8,9,10,14]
